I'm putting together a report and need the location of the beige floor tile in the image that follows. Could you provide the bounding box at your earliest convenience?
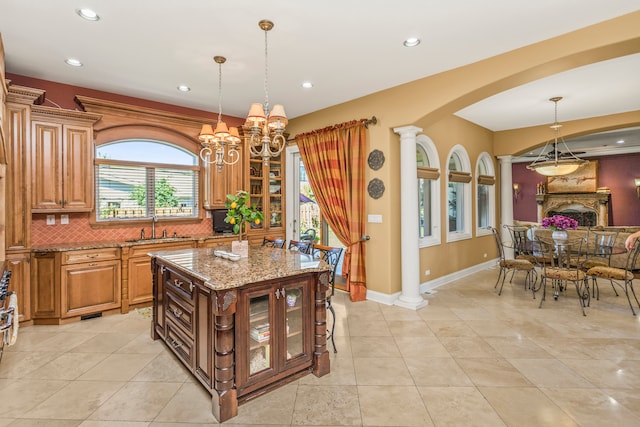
[77,353,158,382]
[484,336,554,358]
[291,384,361,426]
[542,387,640,427]
[405,357,473,386]
[0,351,62,379]
[418,386,506,427]
[131,353,190,382]
[115,333,166,355]
[153,383,217,424]
[603,388,640,419]
[353,357,413,385]
[350,336,401,358]
[449,307,496,320]
[298,355,356,385]
[479,386,579,427]
[416,305,461,320]
[456,358,532,387]
[69,333,139,353]
[358,385,433,426]
[80,422,150,427]
[508,358,595,388]
[9,420,82,426]
[23,380,125,420]
[425,320,478,337]
[438,336,502,358]
[229,382,297,425]
[528,337,596,359]
[88,382,182,421]
[0,420,13,427]
[394,336,450,359]
[387,319,436,337]
[31,332,99,352]
[0,378,69,417]
[24,352,109,380]
[380,305,424,321]
[347,318,391,336]
[561,358,640,389]
[465,319,522,338]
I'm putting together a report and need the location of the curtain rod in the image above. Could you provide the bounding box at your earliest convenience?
[364,116,377,128]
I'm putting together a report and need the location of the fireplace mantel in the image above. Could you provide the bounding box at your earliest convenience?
[536,190,610,227]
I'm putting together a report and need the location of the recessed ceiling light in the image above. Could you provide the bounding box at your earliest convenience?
[76,8,100,21]
[301,82,313,89]
[177,85,191,92]
[403,37,420,47]
[616,139,625,144]
[65,58,83,67]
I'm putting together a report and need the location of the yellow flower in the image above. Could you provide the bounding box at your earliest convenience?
[229,217,236,224]
[254,218,261,225]
[230,202,237,209]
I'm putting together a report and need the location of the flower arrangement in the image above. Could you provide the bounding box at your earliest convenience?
[541,215,578,231]
[225,190,264,236]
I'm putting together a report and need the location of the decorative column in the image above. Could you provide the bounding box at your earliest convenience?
[497,156,515,258]
[393,126,427,310]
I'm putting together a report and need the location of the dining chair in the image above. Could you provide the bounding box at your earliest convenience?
[581,229,620,298]
[490,227,536,296]
[288,239,313,254]
[262,236,285,248]
[312,243,343,353]
[299,228,317,243]
[503,224,536,263]
[585,238,640,315]
[536,236,589,315]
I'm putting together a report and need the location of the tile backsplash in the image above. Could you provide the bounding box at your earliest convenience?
[32,213,213,245]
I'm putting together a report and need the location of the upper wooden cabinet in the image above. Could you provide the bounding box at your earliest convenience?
[246,149,285,239]
[30,106,101,212]
[202,141,244,209]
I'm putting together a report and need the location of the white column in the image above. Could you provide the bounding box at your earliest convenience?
[498,155,515,258]
[393,126,427,310]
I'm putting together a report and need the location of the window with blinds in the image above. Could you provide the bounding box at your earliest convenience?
[95,140,199,221]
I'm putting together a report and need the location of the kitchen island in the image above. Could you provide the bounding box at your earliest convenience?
[150,245,332,422]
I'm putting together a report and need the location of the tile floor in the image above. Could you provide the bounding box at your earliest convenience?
[2,267,640,426]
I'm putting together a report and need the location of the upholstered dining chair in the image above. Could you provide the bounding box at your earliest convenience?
[536,236,590,315]
[262,236,285,248]
[312,243,343,353]
[503,224,536,263]
[581,229,620,299]
[490,227,536,296]
[288,239,313,254]
[585,238,640,315]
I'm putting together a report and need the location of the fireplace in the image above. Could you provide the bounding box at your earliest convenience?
[536,190,610,227]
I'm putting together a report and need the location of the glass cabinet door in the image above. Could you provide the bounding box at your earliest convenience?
[248,293,271,375]
[283,283,305,361]
[269,160,282,228]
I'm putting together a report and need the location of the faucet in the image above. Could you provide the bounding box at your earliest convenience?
[151,215,158,239]
[140,228,145,240]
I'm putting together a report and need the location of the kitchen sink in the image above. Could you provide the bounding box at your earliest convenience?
[124,235,192,243]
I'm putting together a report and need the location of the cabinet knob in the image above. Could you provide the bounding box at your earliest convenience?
[189,282,195,292]
[174,279,183,288]
[173,307,183,318]
[88,263,98,267]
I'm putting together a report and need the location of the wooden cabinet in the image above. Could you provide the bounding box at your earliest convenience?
[60,248,121,319]
[5,250,31,323]
[31,252,60,321]
[236,276,313,396]
[121,240,196,313]
[30,106,100,212]
[246,152,285,240]
[202,142,244,209]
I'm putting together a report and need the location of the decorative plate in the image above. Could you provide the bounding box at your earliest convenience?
[367,178,385,199]
[367,149,385,170]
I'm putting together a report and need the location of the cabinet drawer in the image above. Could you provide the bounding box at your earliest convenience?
[62,247,120,264]
[166,321,195,369]
[165,267,196,301]
[166,288,195,337]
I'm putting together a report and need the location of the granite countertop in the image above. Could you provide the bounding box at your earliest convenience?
[150,245,332,290]
[31,233,234,252]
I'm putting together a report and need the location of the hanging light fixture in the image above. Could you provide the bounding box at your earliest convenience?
[527,96,588,177]
[199,56,241,172]
[246,19,287,167]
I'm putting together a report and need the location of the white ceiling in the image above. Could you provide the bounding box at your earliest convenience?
[1,0,639,155]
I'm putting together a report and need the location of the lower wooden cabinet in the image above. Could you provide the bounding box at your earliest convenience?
[5,250,32,323]
[61,259,121,318]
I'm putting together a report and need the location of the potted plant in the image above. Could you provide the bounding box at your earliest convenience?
[541,214,578,243]
[225,190,264,256]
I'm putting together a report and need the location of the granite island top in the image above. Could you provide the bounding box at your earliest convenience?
[150,245,332,290]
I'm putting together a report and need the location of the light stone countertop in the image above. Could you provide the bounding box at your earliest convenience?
[150,245,332,290]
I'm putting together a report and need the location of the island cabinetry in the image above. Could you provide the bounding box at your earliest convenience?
[60,248,121,319]
[236,276,312,397]
[30,106,101,212]
[121,240,196,313]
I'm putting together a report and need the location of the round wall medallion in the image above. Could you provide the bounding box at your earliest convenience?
[367,149,385,170]
[367,178,385,199]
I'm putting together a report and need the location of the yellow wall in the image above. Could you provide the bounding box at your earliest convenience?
[286,11,640,297]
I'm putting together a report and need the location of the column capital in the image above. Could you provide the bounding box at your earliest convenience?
[393,125,423,137]
[497,155,514,164]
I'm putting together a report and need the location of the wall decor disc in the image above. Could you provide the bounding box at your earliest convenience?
[367,149,385,170]
[367,178,385,199]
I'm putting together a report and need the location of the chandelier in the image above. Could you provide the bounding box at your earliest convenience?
[246,19,287,167]
[527,96,588,177]
[199,56,241,172]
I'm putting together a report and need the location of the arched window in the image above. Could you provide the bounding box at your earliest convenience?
[417,135,441,247]
[95,139,199,222]
[475,153,496,236]
[446,145,472,241]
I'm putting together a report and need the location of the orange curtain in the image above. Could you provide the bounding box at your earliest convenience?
[296,119,367,302]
